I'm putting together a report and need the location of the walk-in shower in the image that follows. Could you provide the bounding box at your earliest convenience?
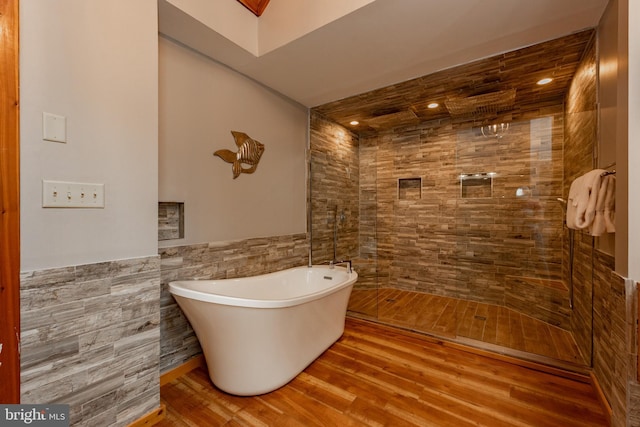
[310,29,598,370]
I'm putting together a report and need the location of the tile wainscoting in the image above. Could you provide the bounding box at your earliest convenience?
[19,233,309,426]
[159,233,308,374]
[592,252,637,427]
[20,256,161,427]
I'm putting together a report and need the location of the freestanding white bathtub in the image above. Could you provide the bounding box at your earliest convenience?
[169,265,357,396]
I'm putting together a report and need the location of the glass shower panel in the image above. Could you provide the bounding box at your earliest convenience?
[349,135,379,319]
[371,124,460,338]
[309,115,377,319]
[454,123,502,347]
[454,116,587,366]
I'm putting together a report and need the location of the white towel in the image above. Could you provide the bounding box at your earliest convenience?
[567,169,606,230]
[590,174,609,236]
[604,175,616,233]
[566,175,583,230]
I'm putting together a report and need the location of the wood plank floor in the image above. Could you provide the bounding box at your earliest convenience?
[348,288,586,366]
[157,318,607,427]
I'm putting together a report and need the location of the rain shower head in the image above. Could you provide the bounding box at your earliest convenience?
[444,89,516,117]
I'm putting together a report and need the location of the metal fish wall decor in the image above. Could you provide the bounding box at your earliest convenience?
[214,131,265,179]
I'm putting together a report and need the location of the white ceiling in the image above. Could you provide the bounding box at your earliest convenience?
[159,0,609,108]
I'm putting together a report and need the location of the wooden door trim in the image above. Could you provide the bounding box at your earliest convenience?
[0,0,20,403]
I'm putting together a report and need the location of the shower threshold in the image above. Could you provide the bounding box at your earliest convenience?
[348,287,588,373]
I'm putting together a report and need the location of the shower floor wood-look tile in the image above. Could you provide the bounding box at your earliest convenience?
[348,288,587,366]
[157,318,607,427]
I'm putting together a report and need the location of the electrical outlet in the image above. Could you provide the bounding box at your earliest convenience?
[42,180,105,208]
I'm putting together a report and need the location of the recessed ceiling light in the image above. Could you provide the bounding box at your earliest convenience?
[537,77,553,85]
[427,102,439,109]
[350,120,359,126]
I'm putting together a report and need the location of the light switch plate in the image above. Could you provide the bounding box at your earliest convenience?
[43,180,105,208]
[43,112,67,143]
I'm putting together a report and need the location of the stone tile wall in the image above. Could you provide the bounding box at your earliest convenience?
[309,113,360,268]
[357,134,379,290]
[312,106,569,325]
[504,276,571,329]
[564,33,598,361]
[568,231,598,358]
[365,110,565,307]
[159,233,308,373]
[20,256,161,427]
[591,253,630,427]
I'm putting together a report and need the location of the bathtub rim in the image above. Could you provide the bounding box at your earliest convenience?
[169,265,357,309]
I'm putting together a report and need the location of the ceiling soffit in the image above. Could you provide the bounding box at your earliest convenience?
[312,29,596,133]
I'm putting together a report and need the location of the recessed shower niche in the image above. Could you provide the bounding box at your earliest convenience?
[398,177,422,200]
[460,173,494,198]
[158,201,184,241]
